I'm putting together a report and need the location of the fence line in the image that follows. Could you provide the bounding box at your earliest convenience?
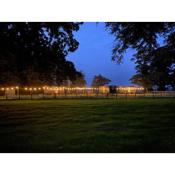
[0,91,175,100]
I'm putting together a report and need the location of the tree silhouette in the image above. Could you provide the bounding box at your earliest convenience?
[91,74,111,87]
[71,72,87,87]
[0,22,82,86]
[131,46,175,90]
[106,22,175,62]
[130,74,153,92]
[106,22,175,90]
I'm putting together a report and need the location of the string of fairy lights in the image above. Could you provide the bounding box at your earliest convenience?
[0,86,100,91]
[0,86,144,92]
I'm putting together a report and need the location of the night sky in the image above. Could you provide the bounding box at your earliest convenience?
[67,22,136,86]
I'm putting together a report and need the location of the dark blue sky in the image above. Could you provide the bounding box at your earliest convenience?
[67,22,136,86]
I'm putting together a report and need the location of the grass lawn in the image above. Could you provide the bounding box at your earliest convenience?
[0,98,175,153]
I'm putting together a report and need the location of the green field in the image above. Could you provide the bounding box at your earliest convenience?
[0,98,175,153]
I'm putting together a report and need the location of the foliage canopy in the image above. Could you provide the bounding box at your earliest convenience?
[106,22,175,90]
[0,22,82,86]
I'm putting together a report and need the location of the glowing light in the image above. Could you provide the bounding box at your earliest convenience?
[0,85,145,93]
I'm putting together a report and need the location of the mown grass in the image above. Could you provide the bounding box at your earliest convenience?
[0,98,175,153]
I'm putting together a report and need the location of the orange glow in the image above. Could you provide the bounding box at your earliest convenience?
[0,85,144,92]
